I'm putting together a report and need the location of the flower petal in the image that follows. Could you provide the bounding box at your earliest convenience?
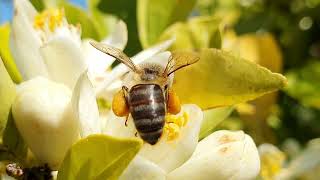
[83,20,128,77]
[102,20,128,49]
[10,0,49,80]
[276,138,320,179]
[14,0,38,23]
[40,37,86,89]
[95,39,174,95]
[258,143,286,180]
[72,72,101,137]
[131,38,174,63]
[120,155,166,180]
[167,130,260,180]
[103,111,137,138]
[12,77,79,169]
[138,104,203,173]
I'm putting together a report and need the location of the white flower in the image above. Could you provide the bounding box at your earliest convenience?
[10,0,84,89]
[9,0,174,170]
[167,130,260,180]
[9,1,260,178]
[77,46,260,179]
[12,77,79,168]
[9,0,124,169]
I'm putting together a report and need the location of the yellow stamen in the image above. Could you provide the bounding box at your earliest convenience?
[33,8,64,31]
[260,148,286,180]
[164,123,180,141]
[164,111,189,141]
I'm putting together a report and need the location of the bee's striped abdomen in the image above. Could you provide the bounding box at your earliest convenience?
[128,84,165,145]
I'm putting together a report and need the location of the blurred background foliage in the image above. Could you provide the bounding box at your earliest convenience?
[1,0,320,179]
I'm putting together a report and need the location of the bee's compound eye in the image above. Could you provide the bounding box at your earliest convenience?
[167,89,181,115]
[112,90,129,117]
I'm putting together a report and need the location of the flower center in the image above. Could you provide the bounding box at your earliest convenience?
[164,112,189,141]
[34,9,64,32]
[260,150,285,179]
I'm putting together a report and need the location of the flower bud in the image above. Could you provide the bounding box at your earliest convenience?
[12,77,79,169]
[167,130,260,180]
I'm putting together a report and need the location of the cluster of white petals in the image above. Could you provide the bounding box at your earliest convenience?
[8,0,261,179]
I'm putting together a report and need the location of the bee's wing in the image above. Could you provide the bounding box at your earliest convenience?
[164,51,200,76]
[90,41,139,72]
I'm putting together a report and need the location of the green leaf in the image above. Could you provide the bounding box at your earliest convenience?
[97,0,142,56]
[284,60,320,109]
[0,58,17,136]
[173,48,287,109]
[159,16,221,50]
[0,57,27,163]
[138,0,196,48]
[57,134,142,180]
[0,24,23,83]
[199,107,234,140]
[30,0,46,11]
[2,111,28,163]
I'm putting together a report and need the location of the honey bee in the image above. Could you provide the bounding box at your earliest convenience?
[90,41,199,145]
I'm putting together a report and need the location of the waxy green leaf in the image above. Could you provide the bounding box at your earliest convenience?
[2,112,28,163]
[0,57,27,163]
[173,48,287,109]
[199,107,234,140]
[0,58,16,136]
[0,24,22,83]
[160,16,221,50]
[137,0,196,48]
[57,135,142,180]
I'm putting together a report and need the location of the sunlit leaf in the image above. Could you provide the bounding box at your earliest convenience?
[137,0,196,48]
[199,107,234,140]
[0,24,22,83]
[173,48,287,109]
[159,16,221,50]
[57,135,142,180]
[284,60,320,109]
[222,33,283,143]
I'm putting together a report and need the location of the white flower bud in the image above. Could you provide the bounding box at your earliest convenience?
[12,77,79,169]
[167,130,260,180]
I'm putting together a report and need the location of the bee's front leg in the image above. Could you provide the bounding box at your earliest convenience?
[112,86,130,118]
